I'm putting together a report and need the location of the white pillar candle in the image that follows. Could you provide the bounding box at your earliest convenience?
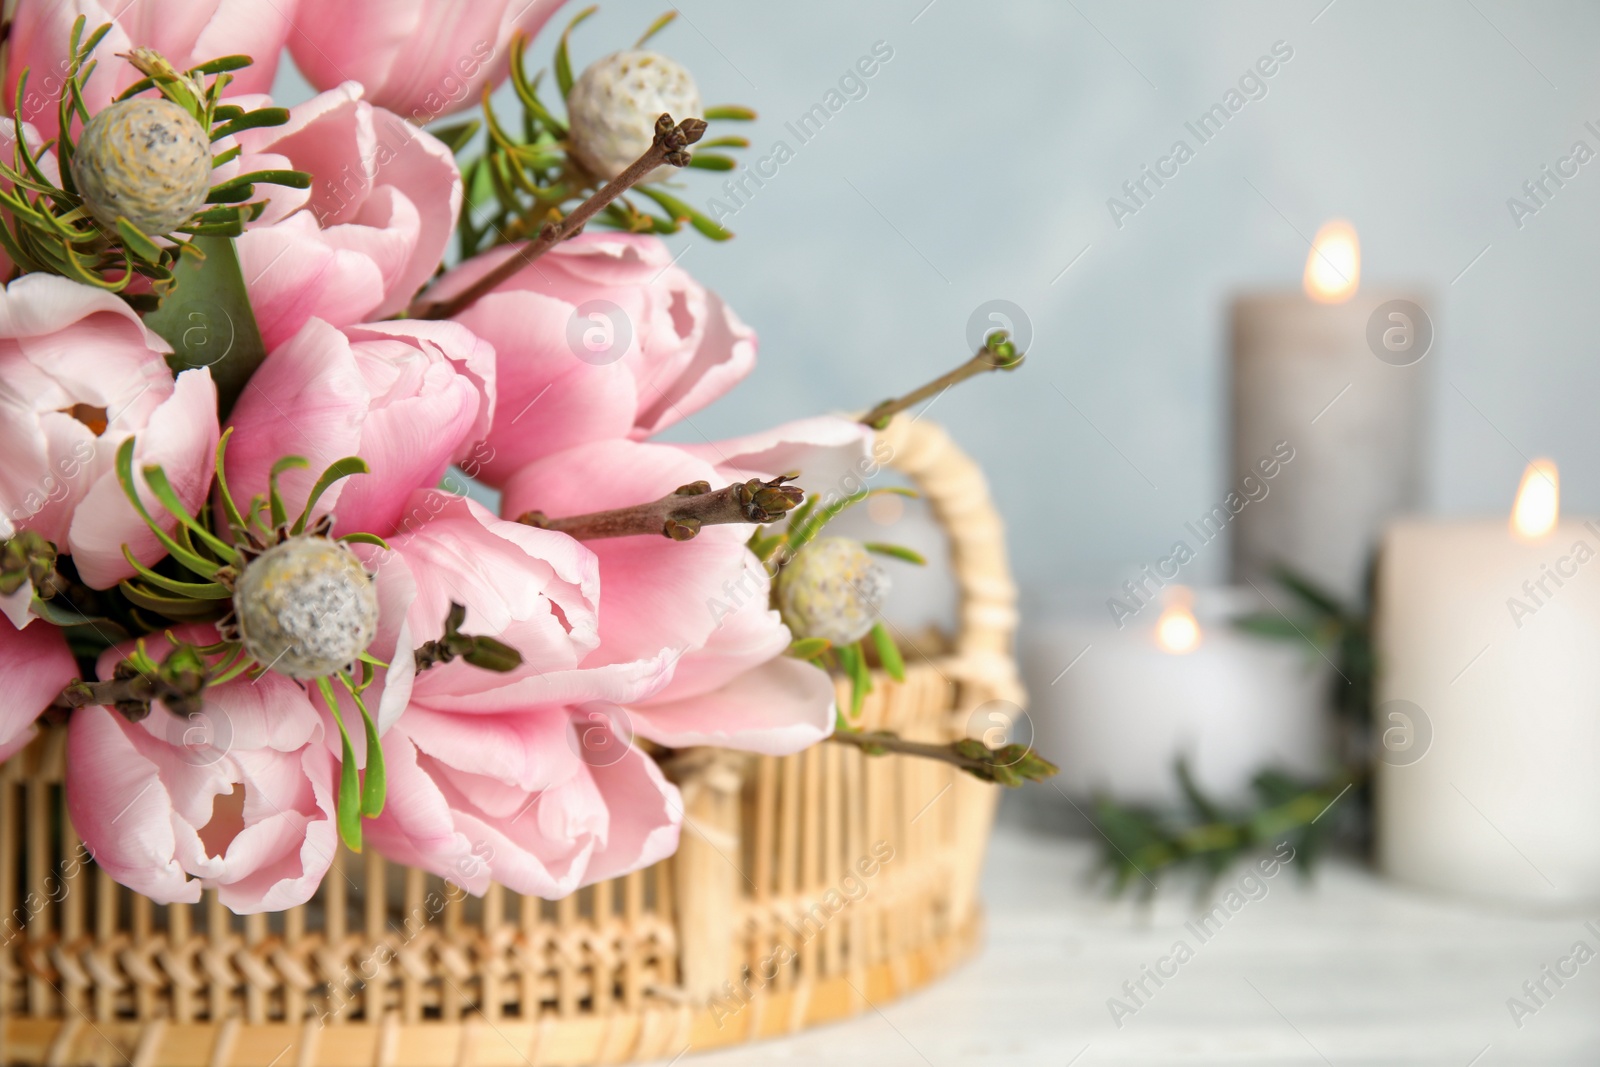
[1376,460,1600,904]
[1023,588,1328,807]
[1231,220,1430,602]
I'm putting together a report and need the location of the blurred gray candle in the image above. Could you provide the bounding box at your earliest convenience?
[1230,220,1431,602]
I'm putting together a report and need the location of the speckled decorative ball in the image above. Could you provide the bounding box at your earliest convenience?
[777,538,890,646]
[567,50,701,182]
[70,98,211,235]
[233,537,379,678]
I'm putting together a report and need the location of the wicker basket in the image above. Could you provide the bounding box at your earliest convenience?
[0,416,1021,1067]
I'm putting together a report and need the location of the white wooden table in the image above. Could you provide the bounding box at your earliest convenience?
[671,805,1600,1066]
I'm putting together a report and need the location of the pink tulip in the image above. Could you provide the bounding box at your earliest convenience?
[0,616,77,761]
[288,0,567,124]
[66,631,339,912]
[363,490,682,896]
[381,492,599,672]
[0,274,219,591]
[368,718,680,898]
[423,233,756,486]
[5,0,298,142]
[500,426,872,755]
[223,318,494,538]
[223,84,462,350]
[65,525,417,912]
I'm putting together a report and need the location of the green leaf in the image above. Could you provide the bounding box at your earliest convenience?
[115,77,157,103]
[343,676,386,818]
[207,168,310,197]
[870,622,905,682]
[837,641,871,717]
[210,108,291,141]
[30,596,103,627]
[635,10,677,47]
[686,153,737,172]
[863,542,927,566]
[212,428,247,537]
[114,217,163,263]
[508,40,567,136]
[787,636,831,660]
[1270,565,1346,619]
[292,457,370,535]
[179,221,247,238]
[204,184,254,205]
[704,105,757,121]
[118,582,226,618]
[114,439,223,579]
[80,21,114,64]
[633,186,733,240]
[317,678,364,853]
[338,532,391,549]
[1233,615,1308,641]
[142,235,270,419]
[1175,758,1225,824]
[61,240,132,291]
[140,463,236,560]
[430,119,482,154]
[188,55,254,76]
[118,548,231,599]
[268,456,309,529]
[208,648,255,686]
[554,6,599,99]
[788,487,917,552]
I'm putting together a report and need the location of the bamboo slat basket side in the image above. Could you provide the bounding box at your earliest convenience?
[0,415,1022,1067]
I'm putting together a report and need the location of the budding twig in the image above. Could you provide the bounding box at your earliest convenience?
[413,113,708,320]
[827,729,1058,787]
[50,648,209,721]
[858,335,1026,430]
[0,530,112,617]
[518,476,803,542]
[414,602,523,673]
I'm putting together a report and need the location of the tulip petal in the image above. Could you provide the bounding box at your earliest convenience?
[66,707,206,905]
[631,654,837,756]
[0,616,76,761]
[68,368,220,589]
[500,440,750,668]
[679,416,878,503]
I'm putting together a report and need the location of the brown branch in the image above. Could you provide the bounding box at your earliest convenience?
[52,675,159,711]
[518,476,803,542]
[827,729,1058,787]
[50,647,209,720]
[51,668,203,721]
[859,338,1025,430]
[412,113,708,321]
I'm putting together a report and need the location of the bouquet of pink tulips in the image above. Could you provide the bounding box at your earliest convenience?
[0,0,1045,915]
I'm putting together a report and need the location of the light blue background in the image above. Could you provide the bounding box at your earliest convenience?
[276,0,1600,614]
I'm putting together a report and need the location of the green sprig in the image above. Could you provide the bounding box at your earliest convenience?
[454,10,756,260]
[0,19,309,295]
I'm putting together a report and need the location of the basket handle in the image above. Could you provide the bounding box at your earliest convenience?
[877,416,1024,708]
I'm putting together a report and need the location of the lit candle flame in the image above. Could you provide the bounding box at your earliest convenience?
[1511,458,1559,541]
[1155,588,1202,654]
[1303,219,1360,304]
